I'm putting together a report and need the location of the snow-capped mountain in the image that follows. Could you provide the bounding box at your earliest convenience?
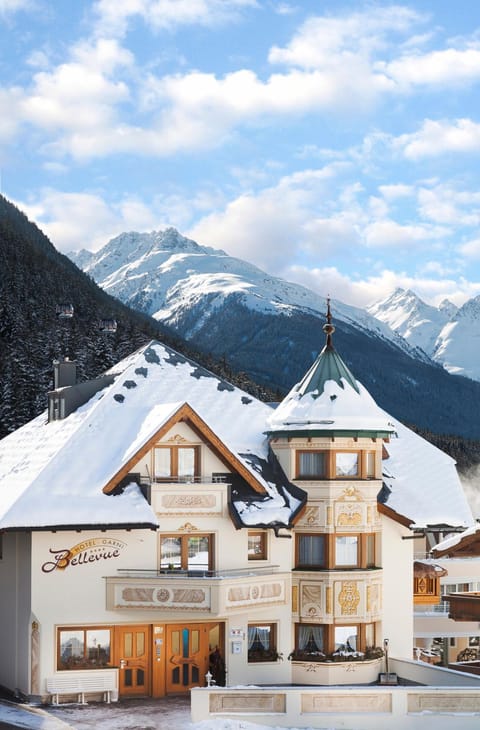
[433,295,480,380]
[368,288,480,382]
[69,228,480,440]
[70,228,424,362]
[367,288,457,357]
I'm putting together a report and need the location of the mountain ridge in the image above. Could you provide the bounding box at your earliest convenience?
[69,228,480,441]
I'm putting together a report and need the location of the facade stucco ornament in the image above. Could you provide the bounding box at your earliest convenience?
[338,581,360,616]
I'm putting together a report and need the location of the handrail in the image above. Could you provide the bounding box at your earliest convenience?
[116,565,281,579]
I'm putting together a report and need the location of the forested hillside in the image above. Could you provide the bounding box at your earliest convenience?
[0,196,276,438]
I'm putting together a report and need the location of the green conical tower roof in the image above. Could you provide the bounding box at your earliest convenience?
[266,299,393,436]
[296,300,359,397]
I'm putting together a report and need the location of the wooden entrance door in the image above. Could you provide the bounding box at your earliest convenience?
[165,624,210,694]
[116,625,151,697]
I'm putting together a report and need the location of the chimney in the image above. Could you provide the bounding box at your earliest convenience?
[53,358,77,389]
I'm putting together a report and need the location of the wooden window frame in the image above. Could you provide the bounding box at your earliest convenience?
[248,531,267,560]
[153,445,200,481]
[293,623,376,656]
[295,533,328,569]
[159,533,215,572]
[295,449,378,480]
[57,626,112,671]
[335,534,360,568]
[296,450,327,479]
[247,622,278,663]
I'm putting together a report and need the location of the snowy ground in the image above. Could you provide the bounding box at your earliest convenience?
[0,697,336,730]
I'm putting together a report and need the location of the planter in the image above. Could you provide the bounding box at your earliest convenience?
[291,657,383,685]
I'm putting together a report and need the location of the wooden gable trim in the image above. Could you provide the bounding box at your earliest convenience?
[377,501,413,528]
[102,402,267,495]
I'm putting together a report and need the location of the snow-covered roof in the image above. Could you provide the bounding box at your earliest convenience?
[0,335,473,534]
[380,419,473,530]
[0,341,305,531]
[431,523,480,556]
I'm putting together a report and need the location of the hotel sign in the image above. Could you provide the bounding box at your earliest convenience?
[41,537,127,573]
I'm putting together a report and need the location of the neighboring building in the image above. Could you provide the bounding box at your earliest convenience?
[0,306,474,702]
[412,525,480,667]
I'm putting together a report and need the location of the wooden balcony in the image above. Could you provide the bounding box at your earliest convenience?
[442,592,480,621]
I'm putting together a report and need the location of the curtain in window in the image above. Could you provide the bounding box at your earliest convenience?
[299,452,324,477]
[248,626,270,650]
[298,626,323,652]
[299,535,325,565]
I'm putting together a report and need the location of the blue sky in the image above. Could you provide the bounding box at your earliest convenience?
[2,0,480,308]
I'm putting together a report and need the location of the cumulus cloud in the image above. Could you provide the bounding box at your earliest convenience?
[396,118,480,159]
[381,48,480,90]
[187,165,353,272]
[17,190,173,252]
[268,6,422,69]
[418,185,480,226]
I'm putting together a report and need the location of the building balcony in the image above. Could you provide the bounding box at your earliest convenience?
[105,566,290,617]
[443,592,480,621]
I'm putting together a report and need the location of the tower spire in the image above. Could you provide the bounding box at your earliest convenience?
[323,296,335,351]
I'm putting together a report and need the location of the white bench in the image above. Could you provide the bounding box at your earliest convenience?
[46,670,118,704]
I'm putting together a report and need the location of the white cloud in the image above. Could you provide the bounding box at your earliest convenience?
[379,183,414,200]
[92,0,258,38]
[283,265,479,310]
[382,48,480,89]
[17,190,167,252]
[188,165,351,271]
[268,6,422,69]
[364,219,449,248]
[460,238,480,259]
[418,185,480,226]
[396,118,480,159]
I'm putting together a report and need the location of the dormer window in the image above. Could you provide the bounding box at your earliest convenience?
[154,446,200,482]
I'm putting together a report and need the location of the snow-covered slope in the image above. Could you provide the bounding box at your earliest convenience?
[70,228,424,362]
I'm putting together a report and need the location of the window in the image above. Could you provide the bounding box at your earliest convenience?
[296,449,377,480]
[335,535,359,567]
[296,534,326,569]
[248,623,278,662]
[160,533,214,572]
[296,451,326,479]
[294,624,325,659]
[335,625,358,652]
[58,627,111,670]
[365,452,376,478]
[335,452,359,477]
[154,446,199,481]
[248,531,267,560]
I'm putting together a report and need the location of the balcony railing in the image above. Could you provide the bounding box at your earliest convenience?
[139,474,229,485]
[115,565,281,580]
